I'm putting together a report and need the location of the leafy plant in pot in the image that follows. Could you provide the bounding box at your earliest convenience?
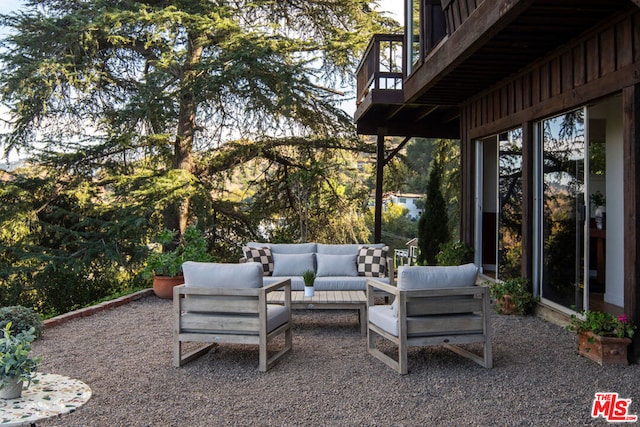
[144,227,212,299]
[0,322,42,399]
[488,277,534,315]
[302,270,316,297]
[566,310,636,366]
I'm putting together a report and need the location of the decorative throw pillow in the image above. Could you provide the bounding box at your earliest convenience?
[242,246,274,276]
[357,246,388,277]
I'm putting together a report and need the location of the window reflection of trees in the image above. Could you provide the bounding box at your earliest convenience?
[541,109,585,308]
[498,129,523,280]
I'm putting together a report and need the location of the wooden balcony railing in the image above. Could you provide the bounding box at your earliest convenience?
[355,34,404,106]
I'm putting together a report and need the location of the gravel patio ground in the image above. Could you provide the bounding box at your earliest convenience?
[32,294,639,426]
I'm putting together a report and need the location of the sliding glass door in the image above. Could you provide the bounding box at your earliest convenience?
[539,109,586,311]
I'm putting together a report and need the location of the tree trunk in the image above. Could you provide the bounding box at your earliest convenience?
[163,33,204,237]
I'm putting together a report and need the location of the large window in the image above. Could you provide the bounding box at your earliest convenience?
[539,109,586,311]
[475,128,522,280]
[406,0,446,75]
[407,0,421,73]
[498,130,523,280]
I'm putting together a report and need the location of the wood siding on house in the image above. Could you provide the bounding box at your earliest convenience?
[462,10,640,139]
[441,0,483,35]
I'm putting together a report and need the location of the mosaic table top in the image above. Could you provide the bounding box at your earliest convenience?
[0,373,91,426]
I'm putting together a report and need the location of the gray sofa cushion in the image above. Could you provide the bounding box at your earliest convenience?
[263,275,390,291]
[182,261,263,288]
[316,253,358,277]
[316,243,360,255]
[272,253,315,276]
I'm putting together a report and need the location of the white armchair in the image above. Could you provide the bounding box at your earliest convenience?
[174,261,293,372]
[366,264,492,374]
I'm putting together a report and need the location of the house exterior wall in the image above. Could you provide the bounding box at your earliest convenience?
[457,8,640,355]
[461,10,640,140]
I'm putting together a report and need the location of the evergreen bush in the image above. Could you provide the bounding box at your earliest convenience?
[0,306,44,339]
[417,159,450,265]
[436,240,473,266]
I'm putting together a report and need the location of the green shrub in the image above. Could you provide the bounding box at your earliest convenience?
[488,277,534,315]
[436,240,473,266]
[144,227,211,277]
[0,306,44,339]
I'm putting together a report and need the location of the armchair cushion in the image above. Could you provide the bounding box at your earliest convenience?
[272,253,315,276]
[391,263,479,316]
[316,254,358,277]
[369,304,399,336]
[182,261,263,288]
[267,304,290,332]
[397,263,478,290]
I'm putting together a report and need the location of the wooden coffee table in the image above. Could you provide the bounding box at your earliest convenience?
[268,290,367,336]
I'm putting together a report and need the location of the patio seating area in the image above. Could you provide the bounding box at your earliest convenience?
[33,294,639,426]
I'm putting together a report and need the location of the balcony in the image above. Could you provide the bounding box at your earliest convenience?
[355,34,404,110]
[354,34,459,138]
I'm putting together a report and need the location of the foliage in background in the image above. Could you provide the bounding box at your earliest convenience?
[0,1,395,317]
[0,306,44,339]
[436,240,473,266]
[364,202,418,256]
[143,227,212,278]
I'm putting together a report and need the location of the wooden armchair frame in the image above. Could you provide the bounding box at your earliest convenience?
[366,279,492,374]
[173,278,292,372]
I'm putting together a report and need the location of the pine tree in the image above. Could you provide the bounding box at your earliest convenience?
[0,0,391,236]
[417,158,450,265]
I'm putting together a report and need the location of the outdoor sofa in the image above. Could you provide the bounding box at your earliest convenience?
[240,242,394,291]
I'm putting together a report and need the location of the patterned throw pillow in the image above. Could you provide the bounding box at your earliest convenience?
[242,246,274,276]
[357,246,388,277]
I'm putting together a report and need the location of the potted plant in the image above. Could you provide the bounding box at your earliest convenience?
[0,322,41,399]
[144,227,212,299]
[566,310,636,366]
[302,270,316,297]
[488,277,534,315]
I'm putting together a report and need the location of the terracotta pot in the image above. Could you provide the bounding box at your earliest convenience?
[497,295,517,315]
[577,331,631,366]
[153,275,185,299]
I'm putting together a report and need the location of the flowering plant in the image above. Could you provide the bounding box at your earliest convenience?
[566,310,636,339]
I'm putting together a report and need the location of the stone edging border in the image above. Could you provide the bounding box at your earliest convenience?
[43,289,155,329]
